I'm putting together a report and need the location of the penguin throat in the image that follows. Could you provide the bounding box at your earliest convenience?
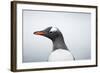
[52,36,68,51]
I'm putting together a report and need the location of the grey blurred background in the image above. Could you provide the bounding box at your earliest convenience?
[22,10,91,63]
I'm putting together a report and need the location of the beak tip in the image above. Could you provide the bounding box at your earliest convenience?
[33,32,36,34]
[33,32,38,35]
[33,31,45,35]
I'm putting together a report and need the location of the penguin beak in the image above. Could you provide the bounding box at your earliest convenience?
[34,31,45,36]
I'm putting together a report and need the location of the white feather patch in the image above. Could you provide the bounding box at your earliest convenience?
[50,27,57,32]
[48,49,74,61]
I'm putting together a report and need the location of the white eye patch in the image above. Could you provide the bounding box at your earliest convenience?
[50,27,57,32]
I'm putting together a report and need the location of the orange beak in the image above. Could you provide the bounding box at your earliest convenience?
[34,31,45,35]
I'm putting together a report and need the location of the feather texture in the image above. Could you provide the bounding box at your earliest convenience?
[48,49,74,61]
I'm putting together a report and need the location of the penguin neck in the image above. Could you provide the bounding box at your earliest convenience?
[52,35,68,51]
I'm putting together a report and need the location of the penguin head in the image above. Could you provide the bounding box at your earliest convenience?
[34,26,62,41]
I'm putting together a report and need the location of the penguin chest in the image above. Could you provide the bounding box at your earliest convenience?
[48,49,74,61]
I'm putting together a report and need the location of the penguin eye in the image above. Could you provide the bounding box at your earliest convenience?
[49,31,53,33]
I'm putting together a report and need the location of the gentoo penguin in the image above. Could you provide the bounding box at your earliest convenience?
[34,26,75,61]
